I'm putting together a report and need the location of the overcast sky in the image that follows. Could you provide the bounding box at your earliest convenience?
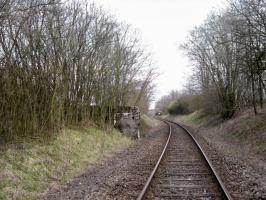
[95,0,226,107]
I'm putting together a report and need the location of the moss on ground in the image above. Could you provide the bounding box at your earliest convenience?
[0,126,132,200]
[174,110,208,125]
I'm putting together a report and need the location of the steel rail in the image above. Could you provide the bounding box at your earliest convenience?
[168,120,233,200]
[136,120,172,200]
[137,119,233,200]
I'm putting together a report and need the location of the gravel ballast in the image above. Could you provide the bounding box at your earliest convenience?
[43,121,168,200]
[183,124,266,200]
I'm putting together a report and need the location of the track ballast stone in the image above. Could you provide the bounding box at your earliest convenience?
[43,121,168,200]
[144,123,225,200]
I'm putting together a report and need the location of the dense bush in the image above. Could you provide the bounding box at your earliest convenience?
[156,91,200,116]
[168,100,189,115]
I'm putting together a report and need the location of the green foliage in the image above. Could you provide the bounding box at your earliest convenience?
[175,110,208,125]
[161,91,200,116]
[168,100,189,115]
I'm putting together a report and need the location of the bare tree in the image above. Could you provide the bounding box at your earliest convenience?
[0,0,155,139]
[181,0,265,118]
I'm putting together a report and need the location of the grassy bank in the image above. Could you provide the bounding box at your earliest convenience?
[174,109,266,154]
[140,114,159,136]
[173,111,208,125]
[0,126,132,200]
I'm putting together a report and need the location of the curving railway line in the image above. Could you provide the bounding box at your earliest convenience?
[137,120,232,200]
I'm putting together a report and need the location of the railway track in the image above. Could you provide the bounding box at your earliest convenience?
[137,120,232,200]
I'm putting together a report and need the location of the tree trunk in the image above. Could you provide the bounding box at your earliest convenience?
[251,73,257,115]
[258,73,264,109]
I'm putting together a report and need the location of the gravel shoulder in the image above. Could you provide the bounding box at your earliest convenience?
[171,116,266,200]
[43,121,168,200]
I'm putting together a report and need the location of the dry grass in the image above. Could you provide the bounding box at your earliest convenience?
[174,108,266,177]
[0,126,132,200]
[140,114,159,136]
[174,110,208,125]
[225,111,266,152]
[175,109,266,154]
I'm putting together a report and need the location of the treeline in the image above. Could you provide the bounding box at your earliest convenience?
[155,90,200,115]
[155,90,179,114]
[179,0,265,118]
[0,0,155,139]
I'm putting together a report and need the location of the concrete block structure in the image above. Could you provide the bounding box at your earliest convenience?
[113,106,141,139]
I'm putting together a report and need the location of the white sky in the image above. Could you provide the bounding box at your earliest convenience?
[95,0,227,107]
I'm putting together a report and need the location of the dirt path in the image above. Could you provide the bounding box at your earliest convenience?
[43,121,168,200]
